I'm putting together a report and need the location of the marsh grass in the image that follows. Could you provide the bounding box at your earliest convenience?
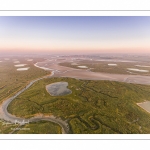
[8,77,150,133]
[12,121,62,134]
[0,59,50,104]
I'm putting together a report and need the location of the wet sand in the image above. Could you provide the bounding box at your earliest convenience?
[35,60,150,85]
[0,72,69,134]
[137,101,150,113]
[1,58,150,134]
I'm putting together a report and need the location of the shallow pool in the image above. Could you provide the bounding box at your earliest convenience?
[46,82,72,96]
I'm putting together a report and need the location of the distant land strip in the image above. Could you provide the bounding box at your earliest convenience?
[0,10,150,11]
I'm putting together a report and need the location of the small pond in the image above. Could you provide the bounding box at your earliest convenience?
[46,82,72,96]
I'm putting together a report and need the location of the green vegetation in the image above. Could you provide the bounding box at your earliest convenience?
[0,58,50,104]
[0,119,61,134]
[0,119,19,134]
[0,58,65,134]
[8,77,150,133]
[59,61,150,75]
[12,121,62,134]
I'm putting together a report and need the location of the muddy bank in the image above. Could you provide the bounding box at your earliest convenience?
[36,60,150,85]
[0,72,69,134]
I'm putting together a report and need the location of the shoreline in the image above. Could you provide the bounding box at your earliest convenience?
[0,62,69,134]
[1,59,150,134]
[46,81,72,96]
[137,101,150,114]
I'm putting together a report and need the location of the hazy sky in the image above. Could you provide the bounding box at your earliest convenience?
[0,16,150,54]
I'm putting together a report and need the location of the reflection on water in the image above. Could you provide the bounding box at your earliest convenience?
[17,67,30,71]
[46,82,72,96]
[127,68,149,72]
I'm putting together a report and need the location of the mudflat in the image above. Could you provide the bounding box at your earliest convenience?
[137,101,150,113]
[36,60,150,85]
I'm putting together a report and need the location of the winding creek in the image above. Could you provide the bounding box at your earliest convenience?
[0,72,69,134]
[1,59,150,134]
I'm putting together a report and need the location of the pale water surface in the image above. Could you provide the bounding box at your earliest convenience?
[78,66,88,68]
[108,64,117,66]
[46,82,72,96]
[127,68,149,72]
[14,64,27,67]
[17,67,30,71]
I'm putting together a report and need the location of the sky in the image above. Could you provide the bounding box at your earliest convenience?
[0,16,150,54]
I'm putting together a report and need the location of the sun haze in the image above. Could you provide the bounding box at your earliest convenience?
[0,16,150,54]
